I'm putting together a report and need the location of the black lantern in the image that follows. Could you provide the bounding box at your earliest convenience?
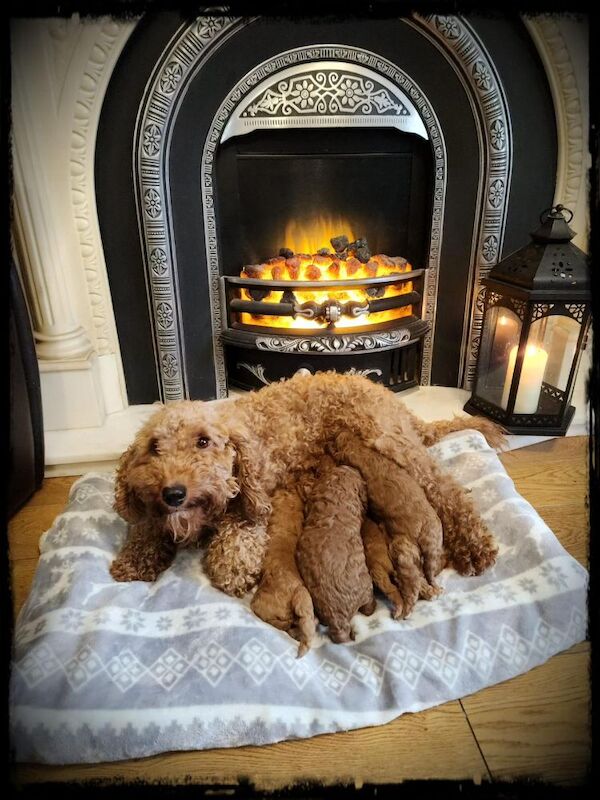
[464,205,591,435]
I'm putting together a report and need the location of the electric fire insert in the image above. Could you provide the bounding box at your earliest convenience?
[221,232,429,390]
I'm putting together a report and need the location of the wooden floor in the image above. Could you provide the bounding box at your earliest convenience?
[9,437,590,789]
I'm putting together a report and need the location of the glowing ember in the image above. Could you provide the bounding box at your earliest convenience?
[238,225,415,331]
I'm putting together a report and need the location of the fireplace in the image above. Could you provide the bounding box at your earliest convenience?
[216,113,433,389]
[92,12,562,404]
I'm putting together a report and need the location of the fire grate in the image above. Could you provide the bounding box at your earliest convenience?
[220,234,429,390]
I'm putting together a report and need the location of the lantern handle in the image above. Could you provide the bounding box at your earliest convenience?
[540,204,574,224]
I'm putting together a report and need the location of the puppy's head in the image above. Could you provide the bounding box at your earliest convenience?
[114,401,269,544]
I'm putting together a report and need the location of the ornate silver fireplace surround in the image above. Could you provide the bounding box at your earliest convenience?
[135,15,512,401]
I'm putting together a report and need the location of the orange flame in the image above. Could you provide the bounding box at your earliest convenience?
[283,215,357,256]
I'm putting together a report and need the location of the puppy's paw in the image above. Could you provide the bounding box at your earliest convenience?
[418,578,443,600]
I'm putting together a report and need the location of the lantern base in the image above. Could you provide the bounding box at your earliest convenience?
[463,398,576,437]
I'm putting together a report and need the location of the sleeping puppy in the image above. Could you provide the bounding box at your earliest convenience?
[296,456,376,643]
[329,431,444,619]
[251,486,317,657]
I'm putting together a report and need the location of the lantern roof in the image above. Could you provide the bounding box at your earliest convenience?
[484,205,590,299]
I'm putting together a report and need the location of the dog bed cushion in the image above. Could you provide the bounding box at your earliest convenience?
[10,430,588,764]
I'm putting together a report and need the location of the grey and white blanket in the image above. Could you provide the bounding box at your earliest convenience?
[10,430,588,764]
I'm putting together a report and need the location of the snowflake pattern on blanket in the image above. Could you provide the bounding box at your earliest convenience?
[10,430,588,764]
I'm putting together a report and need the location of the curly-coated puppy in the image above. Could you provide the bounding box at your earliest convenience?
[360,517,405,619]
[297,456,376,643]
[112,372,502,593]
[251,487,316,657]
[361,517,445,620]
[329,432,444,619]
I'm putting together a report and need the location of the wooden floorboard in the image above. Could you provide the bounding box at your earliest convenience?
[8,436,590,787]
[461,650,590,786]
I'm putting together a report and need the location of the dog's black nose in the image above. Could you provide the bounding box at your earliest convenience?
[162,485,187,507]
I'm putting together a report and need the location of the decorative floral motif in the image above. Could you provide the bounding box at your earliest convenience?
[59,609,85,630]
[155,302,174,330]
[159,61,183,94]
[540,562,569,590]
[488,179,505,209]
[565,303,586,324]
[255,329,411,354]
[532,303,555,321]
[196,17,225,40]
[161,353,179,379]
[237,362,270,385]
[511,298,527,320]
[435,16,461,39]
[121,610,145,633]
[143,124,162,156]
[490,118,506,151]
[472,61,492,91]
[183,608,207,630]
[150,248,168,276]
[144,189,162,219]
[482,235,499,263]
[243,70,408,118]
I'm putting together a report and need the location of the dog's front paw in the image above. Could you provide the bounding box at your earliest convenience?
[204,519,267,597]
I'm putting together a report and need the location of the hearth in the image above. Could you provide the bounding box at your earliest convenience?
[222,232,428,390]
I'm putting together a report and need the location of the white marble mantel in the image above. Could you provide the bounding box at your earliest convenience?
[10,14,591,475]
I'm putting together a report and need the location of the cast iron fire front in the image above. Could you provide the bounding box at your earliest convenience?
[221,235,429,390]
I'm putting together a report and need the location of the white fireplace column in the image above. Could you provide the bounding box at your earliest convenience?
[11,16,136,431]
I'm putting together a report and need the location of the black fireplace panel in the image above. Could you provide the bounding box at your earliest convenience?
[97,14,558,402]
[216,129,433,272]
[225,342,422,394]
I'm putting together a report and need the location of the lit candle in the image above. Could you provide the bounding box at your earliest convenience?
[501,344,549,413]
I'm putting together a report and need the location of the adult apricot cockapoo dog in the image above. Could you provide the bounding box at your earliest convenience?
[111,372,505,594]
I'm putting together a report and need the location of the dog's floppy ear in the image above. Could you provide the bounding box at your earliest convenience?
[114,442,145,523]
[228,426,271,523]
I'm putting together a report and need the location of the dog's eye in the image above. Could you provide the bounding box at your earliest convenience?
[197,436,210,449]
[149,438,160,455]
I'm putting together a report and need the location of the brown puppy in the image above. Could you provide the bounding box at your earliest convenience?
[361,517,444,619]
[251,487,317,657]
[329,432,444,619]
[360,517,405,619]
[297,456,376,643]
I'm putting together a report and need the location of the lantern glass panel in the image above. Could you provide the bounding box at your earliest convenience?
[475,306,522,409]
[526,314,581,412]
